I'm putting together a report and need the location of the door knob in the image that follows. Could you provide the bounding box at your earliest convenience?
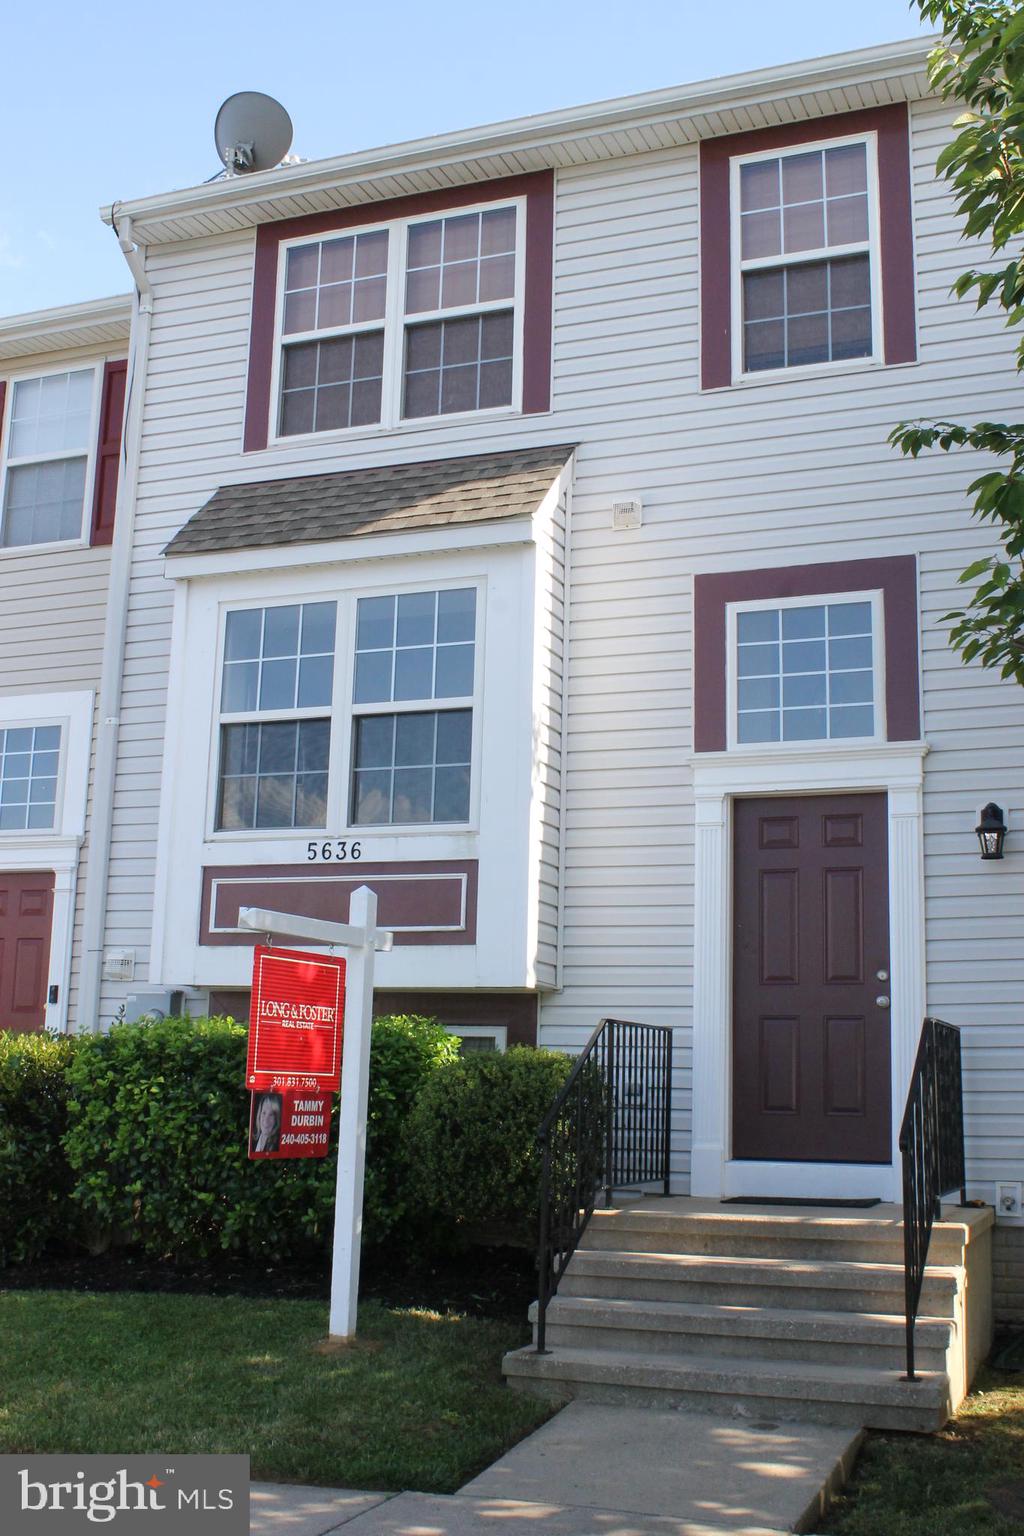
[875,995,890,1009]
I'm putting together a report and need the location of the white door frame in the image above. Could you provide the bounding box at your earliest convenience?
[690,741,928,1202]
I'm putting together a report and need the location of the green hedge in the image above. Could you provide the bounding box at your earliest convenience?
[0,1018,567,1267]
[61,1013,456,1262]
[404,1046,573,1247]
[0,1032,81,1266]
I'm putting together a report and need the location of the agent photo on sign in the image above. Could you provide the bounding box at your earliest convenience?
[249,1091,283,1155]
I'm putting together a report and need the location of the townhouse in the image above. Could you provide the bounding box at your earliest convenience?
[1,39,1022,1311]
[0,296,130,1033]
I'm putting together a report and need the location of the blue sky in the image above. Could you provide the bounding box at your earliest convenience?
[1,0,931,318]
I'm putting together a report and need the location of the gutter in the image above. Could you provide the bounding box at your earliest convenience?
[100,35,936,235]
[76,212,153,1032]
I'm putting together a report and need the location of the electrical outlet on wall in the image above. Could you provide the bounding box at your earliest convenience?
[996,1181,1023,1218]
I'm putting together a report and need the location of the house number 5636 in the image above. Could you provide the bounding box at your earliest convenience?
[306,840,362,861]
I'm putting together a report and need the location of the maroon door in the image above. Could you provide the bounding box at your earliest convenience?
[732,794,891,1164]
[0,872,55,1032]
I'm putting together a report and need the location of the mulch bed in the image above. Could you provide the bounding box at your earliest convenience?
[0,1243,536,1320]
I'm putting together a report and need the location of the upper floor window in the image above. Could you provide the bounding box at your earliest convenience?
[0,723,61,831]
[735,139,876,375]
[731,595,879,746]
[216,601,337,831]
[699,105,916,390]
[243,171,554,453]
[1,368,97,548]
[274,202,521,439]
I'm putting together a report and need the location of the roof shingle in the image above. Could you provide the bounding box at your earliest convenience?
[163,444,576,558]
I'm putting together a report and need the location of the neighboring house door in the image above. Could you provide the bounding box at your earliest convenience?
[732,793,891,1164]
[0,871,55,1032]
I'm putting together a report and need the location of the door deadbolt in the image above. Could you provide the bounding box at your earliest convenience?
[876,969,889,982]
[875,995,891,1009]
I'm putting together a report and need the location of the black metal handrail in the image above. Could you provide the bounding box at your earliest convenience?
[898,1016,967,1381]
[535,1016,673,1353]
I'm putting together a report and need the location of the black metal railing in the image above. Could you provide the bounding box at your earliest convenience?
[535,1017,673,1353]
[898,1016,967,1381]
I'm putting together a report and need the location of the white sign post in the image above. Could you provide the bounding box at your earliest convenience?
[238,885,392,1339]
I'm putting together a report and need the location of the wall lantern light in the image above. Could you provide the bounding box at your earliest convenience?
[976,803,1008,861]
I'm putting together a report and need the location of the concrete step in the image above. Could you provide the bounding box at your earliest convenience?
[562,1249,960,1316]
[583,1208,969,1266]
[531,1294,954,1371]
[503,1342,951,1431]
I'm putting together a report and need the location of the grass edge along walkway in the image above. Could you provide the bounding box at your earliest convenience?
[0,1288,554,1493]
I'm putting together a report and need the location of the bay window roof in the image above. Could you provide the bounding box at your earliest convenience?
[163,443,575,558]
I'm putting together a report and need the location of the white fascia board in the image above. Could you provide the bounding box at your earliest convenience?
[0,295,132,359]
[163,517,537,581]
[100,37,935,234]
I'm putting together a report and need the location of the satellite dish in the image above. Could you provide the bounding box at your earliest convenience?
[214,92,293,175]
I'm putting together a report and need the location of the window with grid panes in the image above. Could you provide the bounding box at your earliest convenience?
[350,588,475,825]
[735,598,876,744]
[736,139,874,374]
[0,724,61,830]
[2,369,96,547]
[217,602,336,830]
[275,203,518,436]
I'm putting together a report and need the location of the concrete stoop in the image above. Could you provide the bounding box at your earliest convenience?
[503,1198,994,1432]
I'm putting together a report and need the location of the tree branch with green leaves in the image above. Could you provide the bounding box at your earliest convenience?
[890,1,1024,683]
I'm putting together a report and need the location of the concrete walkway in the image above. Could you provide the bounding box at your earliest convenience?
[250,1401,863,1535]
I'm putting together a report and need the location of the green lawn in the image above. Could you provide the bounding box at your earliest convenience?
[822,1369,1024,1536]
[0,1290,553,1492]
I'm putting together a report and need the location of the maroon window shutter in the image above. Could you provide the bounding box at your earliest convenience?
[0,379,7,458]
[90,360,128,547]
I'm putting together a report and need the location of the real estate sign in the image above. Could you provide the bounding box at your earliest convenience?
[245,944,345,1092]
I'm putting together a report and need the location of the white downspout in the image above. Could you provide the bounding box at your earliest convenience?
[76,212,153,1031]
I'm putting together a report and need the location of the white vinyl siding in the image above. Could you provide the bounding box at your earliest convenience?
[100,94,1024,1212]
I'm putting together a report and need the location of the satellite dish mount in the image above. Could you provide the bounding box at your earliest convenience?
[214,92,293,176]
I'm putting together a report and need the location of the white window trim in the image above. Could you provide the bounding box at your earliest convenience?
[0,689,94,1034]
[267,194,528,445]
[0,363,102,555]
[446,1022,508,1052]
[729,131,883,385]
[207,577,485,841]
[726,588,886,752]
[689,740,928,1203]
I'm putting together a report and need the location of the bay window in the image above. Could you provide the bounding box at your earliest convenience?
[213,586,477,834]
[217,601,336,830]
[351,588,476,825]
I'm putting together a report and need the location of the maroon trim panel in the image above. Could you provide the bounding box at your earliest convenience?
[200,860,478,947]
[243,170,555,451]
[693,554,920,751]
[90,359,128,546]
[210,985,538,1043]
[700,104,916,390]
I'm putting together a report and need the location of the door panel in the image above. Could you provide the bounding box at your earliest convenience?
[732,793,890,1163]
[0,872,55,1032]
